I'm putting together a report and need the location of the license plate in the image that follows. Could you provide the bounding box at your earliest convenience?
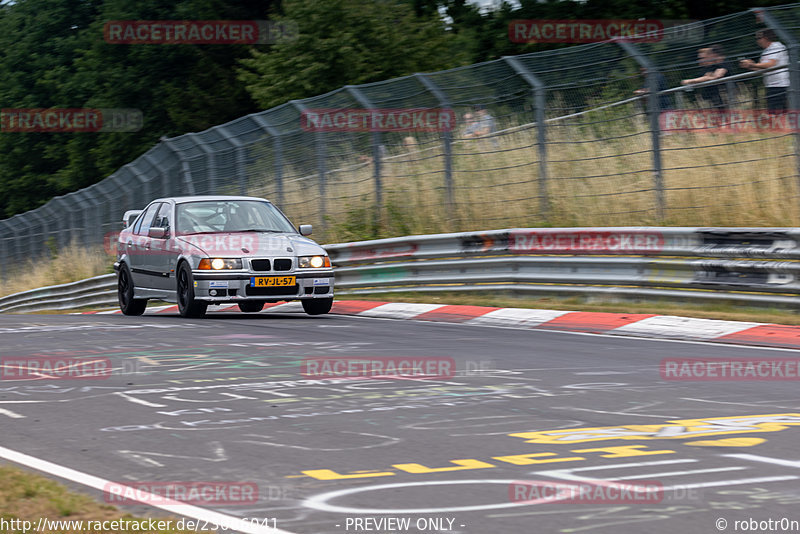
[250,276,296,287]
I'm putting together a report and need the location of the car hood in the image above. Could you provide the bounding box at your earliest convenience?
[174,232,326,257]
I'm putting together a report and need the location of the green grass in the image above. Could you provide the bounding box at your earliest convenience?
[0,464,194,534]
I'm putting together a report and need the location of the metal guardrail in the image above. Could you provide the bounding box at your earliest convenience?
[3,227,800,314]
[0,274,116,314]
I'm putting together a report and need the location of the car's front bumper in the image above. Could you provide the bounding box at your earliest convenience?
[191,270,334,302]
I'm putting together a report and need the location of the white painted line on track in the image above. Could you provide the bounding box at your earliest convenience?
[0,408,25,419]
[725,453,800,469]
[0,445,296,534]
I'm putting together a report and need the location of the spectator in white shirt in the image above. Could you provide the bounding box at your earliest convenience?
[740,29,789,112]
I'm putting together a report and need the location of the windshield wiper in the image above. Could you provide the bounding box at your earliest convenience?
[235,228,285,233]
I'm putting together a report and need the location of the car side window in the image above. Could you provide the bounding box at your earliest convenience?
[135,203,160,236]
[153,202,171,230]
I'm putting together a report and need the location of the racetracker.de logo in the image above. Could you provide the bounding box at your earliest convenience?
[103,20,296,45]
[103,481,258,505]
[300,109,456,132]
[660,110,800,133]
[1,357,112,380]
[509,19,664,43]
[301,357,456,379]
[509,480,664,504]
[1,108,142,133]
[661,358,800,381]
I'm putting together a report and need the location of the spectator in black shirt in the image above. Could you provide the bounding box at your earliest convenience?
[681,45,730,110]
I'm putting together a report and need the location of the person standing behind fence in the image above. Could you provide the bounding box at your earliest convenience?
[634,67,673,111]
[740,29,789,112]
[681,45,730,110]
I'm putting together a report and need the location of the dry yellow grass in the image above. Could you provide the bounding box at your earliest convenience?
[0,242,113,298]
[248,106,800,243]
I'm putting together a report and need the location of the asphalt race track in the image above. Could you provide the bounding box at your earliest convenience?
[2,308,800,534]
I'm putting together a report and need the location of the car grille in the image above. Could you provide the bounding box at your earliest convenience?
[250,259,271,271]
[314,286,330,294]
[245,284,298,296]
[273,259,292,271]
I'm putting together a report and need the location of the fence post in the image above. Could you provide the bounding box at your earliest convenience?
[251,114,284,206]
[290,100,327,228]
[618,40,665,221]
[28,210,47,260]
[216,125,248,195]
[0,221,9,278]
[757,9,800,194]
[503,56,549,222]
[162,139,196,196]
[187,134,217,195]
[346,85,383,229]
[141,153,167,201]
[415,73,454,218]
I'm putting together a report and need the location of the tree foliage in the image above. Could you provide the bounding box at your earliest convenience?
[238,0,467,110]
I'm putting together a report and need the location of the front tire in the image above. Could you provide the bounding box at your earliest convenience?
[118,264,147,316]
[302,297,333,315]
[177,263,207,318]
[238,301,265,313]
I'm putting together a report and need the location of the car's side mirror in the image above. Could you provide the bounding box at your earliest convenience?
[299,224,313,236]
[148,227,168,239]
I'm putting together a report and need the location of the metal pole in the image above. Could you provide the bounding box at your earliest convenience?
[290,100,326,227]
[252,114,284,206]
[217,125,248,196]
[618,40,665,221]
[415,73,454,218]
[162,139,196,196]
[189,134,217,195]
[758,9,800,197]
[346,85,383,230]
[503,56,549,222]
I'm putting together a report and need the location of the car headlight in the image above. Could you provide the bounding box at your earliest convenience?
[298,255,330,268]
[198,258,243,270]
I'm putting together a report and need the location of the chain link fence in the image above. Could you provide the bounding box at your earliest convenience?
[3,5,800,276]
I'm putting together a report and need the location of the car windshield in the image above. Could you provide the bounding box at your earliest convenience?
[176,200,296,235]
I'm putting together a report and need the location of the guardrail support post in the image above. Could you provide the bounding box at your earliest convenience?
[503,56,549,222]
[162,139,196,196]
[757,9,800,198]
[415,73,455,219]
[346,85,383,232]
[291,101,327,228]
[215,125,250,195]
[618,41,665,221]
[251,114,284,206]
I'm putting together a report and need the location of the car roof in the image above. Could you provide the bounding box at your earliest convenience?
[150,195,272,204]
